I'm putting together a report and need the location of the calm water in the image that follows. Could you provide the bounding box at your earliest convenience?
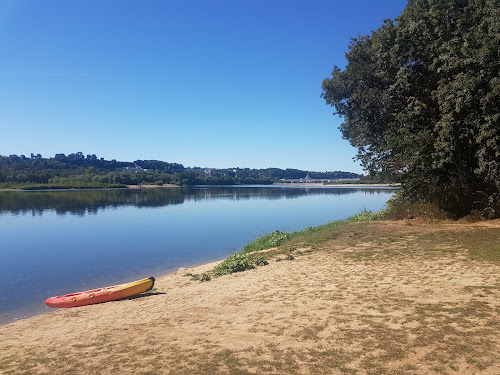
[0,185,396,324]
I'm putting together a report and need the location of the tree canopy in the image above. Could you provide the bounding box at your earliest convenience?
[322,0,500,218]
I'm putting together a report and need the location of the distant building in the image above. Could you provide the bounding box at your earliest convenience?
[279,175,360,184]
[116,164,154,173]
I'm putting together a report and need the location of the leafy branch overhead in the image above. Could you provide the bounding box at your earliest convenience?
[322,0,500,218]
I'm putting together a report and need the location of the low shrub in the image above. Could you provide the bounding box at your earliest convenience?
[199,273,211,282]
[350,208,389,222]
[254,256,269,266]
[185,272,211,282]
[276,254,294,262]
[242,230,290,253]
[213,253,268,276]
[385,198,449,220]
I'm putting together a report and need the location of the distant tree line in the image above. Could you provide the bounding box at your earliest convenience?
[0,153,362,189]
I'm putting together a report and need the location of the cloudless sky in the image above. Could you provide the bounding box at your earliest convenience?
[0,0,407,173]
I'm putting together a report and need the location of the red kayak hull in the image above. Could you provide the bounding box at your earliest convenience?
[45,277,155,308]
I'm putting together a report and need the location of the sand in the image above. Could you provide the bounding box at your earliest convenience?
[1,219,499,375]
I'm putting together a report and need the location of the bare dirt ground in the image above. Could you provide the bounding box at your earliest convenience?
[1,219,499,375]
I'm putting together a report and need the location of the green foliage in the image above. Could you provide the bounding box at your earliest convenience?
[322,0,500,218]
[276,255,295,262]
[384,193,450,220]
[242,230,291,253]
[213,210,390,276]
[213,253,268,276]
[254,257,269,266]
[350,209,389,221]
[0,154,361,188]
[185,273,211,282]
[0,181,126,190]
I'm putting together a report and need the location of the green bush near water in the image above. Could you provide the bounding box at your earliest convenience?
[241,209,389,254]
[242,230,291,253]
[350,209,389,221]
[211,208,389,277]
[213,253,268,276]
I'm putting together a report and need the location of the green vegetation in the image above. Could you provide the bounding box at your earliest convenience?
[385,194,450,221]
[243,209,391,252]
[322,0,500,219]
[208,209,390,277]
[208,202,480,279]
[0,153,361,189]
[185,273,212,282]
[212,253,269,276]
[276,255,295,262]
[242,230,291,253]
[3,217,499,375]
[1,181,126,190]
[350,209,389,221]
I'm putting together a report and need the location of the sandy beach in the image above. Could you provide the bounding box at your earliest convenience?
[1,219,499,374]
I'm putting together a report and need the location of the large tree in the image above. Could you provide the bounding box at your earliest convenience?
[322,0,500,218]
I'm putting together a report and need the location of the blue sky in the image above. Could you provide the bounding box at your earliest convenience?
[0,0,407,172]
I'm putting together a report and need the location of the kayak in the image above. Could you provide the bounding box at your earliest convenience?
[45,276,155,308]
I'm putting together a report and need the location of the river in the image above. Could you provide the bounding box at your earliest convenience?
[0,185,396,324]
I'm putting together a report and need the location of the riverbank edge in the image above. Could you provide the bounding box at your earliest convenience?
[0,184,179,191]
[0,183,398,191]
[274,182,399,187]
[1,218,499,374]
[0,210,386,326]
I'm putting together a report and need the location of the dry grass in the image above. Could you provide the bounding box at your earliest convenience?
[1,219,499,375]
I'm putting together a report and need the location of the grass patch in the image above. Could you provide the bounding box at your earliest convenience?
[242,230,291,252]
[350,208,389,221]
[211,209,388,277]
[185,272,211,282]
[276,255,295,262]
[415,226,500,262]
[213,253,268,276]
[248,209,388,252]
[468,243,500,262]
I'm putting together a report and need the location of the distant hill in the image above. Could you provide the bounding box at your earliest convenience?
[0,153,362,188]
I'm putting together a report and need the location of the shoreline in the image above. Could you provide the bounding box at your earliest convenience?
[0,258,226,326]
[0,256,223,326]
[0,183,397,192]
[0,184,394,326]
[0,184,180,192]
[1,219,499,374]
[274,182,399,187]
[126,184,179,189]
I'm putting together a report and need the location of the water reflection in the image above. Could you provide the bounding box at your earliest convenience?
[0,186,396,217]
[0,185,396,324]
